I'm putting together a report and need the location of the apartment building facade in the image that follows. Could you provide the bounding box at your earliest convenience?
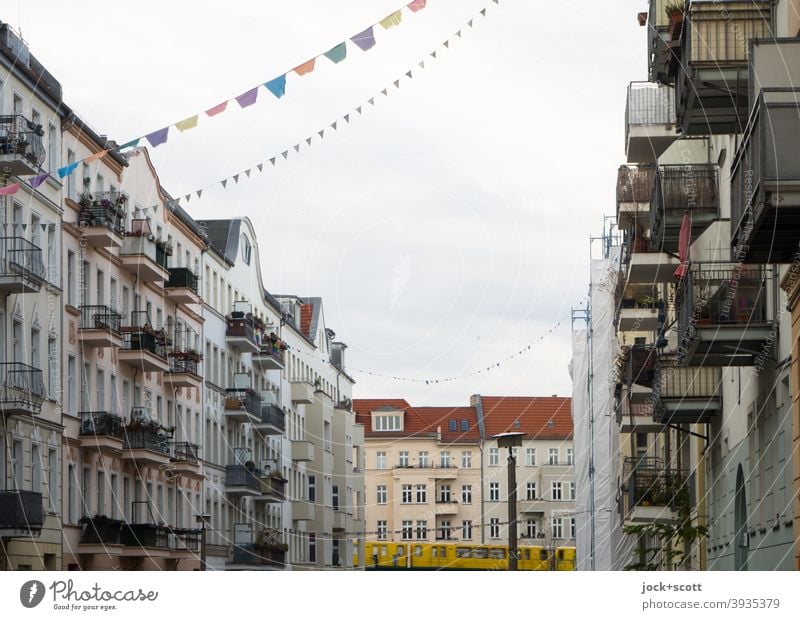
[0,23,65,570]
[356,395,574,554]
[573,0,799,571]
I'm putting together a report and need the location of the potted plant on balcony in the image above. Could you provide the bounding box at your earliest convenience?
[666,2,684,38]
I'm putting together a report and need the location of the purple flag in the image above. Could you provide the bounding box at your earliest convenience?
[30,173,50,189]
[235,87,259,108]
[351,27,376,51]
[145,127,169,148]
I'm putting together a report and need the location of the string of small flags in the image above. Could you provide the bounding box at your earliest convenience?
[173,0,499,206]
[290,318,560,384]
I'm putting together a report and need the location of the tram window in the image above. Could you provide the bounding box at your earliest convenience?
[432,547,437,558]
[472,548,488,559]
[440,547,446,556]
[524,549,530,560]
[380,545,388,556]
[558,550,565,560]
[488,548,506,560]
[540,550,548,561]
[397,546,405,555]
[456,547,471,558]
[415,546,423,557]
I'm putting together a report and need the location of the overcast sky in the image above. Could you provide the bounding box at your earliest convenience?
[10,0,646,405]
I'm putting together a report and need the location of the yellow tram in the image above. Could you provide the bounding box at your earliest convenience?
[356,542,576,571]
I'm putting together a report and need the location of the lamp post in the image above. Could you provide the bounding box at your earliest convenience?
[493,432,525,571]
[195,513,211,571]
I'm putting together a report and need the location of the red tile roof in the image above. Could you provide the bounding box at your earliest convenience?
[299,304,313,339]
[479,396,573,439]
[353,400,480,443]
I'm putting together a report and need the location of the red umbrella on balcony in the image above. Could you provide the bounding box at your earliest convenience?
[674,212,691,280]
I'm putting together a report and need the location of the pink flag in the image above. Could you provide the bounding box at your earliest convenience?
[408,0,427,12]
[205,101,228,117]
[674,212,691,279]
[0,183,20,195]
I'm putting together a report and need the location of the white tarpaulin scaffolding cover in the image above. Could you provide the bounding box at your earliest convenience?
[571,247,634,570]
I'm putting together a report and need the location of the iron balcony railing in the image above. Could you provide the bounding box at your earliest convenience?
[122,331,167,358]
[655,356,722,400]
[618,344,657,388]
[226,315,257,343]
[79,411,124,439]
[79,515,124,545]
[172,442,199,464]
[155,242,170,269]
[167,357,199,376]
[254,341,285,365]
[260,475,287,499]
[79,305,123,333]
[120,523,171,549]
[616,397,656,427]
[0,362,45,409]
[123,416,172,455]
[225,464,262,492]
[650,164,719,249]
[231,542,287,568]
[0,114,45,167]
[0,490,43,530]
[622,457,688,512]
[258,403,286,431]
[166,267,199,294]
[225,387,261,416]
[78,191,127,235]
[0,237,46,284]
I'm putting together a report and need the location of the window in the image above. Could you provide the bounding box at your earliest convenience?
[551,517,563,539]
[415,484,427,504]
[489,447,499,466]
[461,484,472,504]
[439,451,451,468]
[526,519,538,539]
[308,476,316,502]
[448,420,457,432]
[240,234,252,264]
[438,485,451,503]
[66,149,76,200]
[398,451,409,468]
[47,449,57,513]
[462,520,472,540]
[567,481,575,501]
[97,470,105,516]
[489,482,500,501]
[31,445,41,493]
[438,521,451,540]
[416,520,427,540]
[377,521,387,541]
[376,484,387,504]
[418,451,429,468]
[401,520,413,540]
[82,467,91,517]
[551,481,563,501]
[373,415,401,431]
[460,419,469,432]
[309,534,316,562]
[569,517,576,539]
[401,484,413,504]
[48,122,58,170]
[525,447,536,466]
[67,464,76,523]
[566,448,574,465]
[30,327,40,371]
[48,337,57,396]
[461,451,472,468]
[526,482,537,501]
[332,485,339,511]
[548,448,559,465]
[490,518,500,539]
[376,452,387,470]
[66,250,76,305]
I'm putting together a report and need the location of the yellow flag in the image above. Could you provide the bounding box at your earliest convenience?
[175,115,199,132]
[380,11,402,29]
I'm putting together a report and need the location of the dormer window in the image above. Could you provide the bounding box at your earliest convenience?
[372,413,402,431]
[240,234,252,265]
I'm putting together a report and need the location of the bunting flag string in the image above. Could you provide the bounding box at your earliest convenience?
[172,0,496,206]
[288,320,562,385]
[1,0,499,194]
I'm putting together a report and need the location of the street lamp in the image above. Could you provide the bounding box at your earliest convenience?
[195,513,211,571]
[493,432,525,571]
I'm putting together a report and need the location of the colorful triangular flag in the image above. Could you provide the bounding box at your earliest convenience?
[206,101,228,116]
[236,88,259,108]
[408,0,427,12]
[265,75,286,98]
[351,27,376,51]
[380,11,402,29]
[175,115,199,132]
[145,127,169,148]
[323,43,347,64]
[294,59,316,76]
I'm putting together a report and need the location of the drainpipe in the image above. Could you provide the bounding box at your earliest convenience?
[473,394,486,544]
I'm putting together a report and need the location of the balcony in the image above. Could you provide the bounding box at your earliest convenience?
[164,356,202,389]
[78,191,127,248]
[224,385,262,424]
[78,305,123,349]
[164,267,201,305]
[616,166,655,230]
[79,515,123,547]
[254,403,285,435]
[0,490,43,538]
[291,439,315,462]
[290,380,315,405]
[0,114,45,176]
[623,225,679,286]
[653,357,722,424]
[257,474,287,503]
[650,164,719,253]
[618,298,661,332]
[676,263,775,366]
[731,88,800,263]
[0,237,46,295]
[646,0,679,83]
[119,227,170,283]
[169,442,201,476]
[625,82,677,163]
[79,411,124,451]
[230,534,287,569]
[252,335,286,370]
[225,464,263,497]
[519,499,547,515]
[121,410,173,465]
[118,317,169,373]
[333,509,347,532]
[622,458,686,525]
[120,523,171,551]
[674,0,773,135]
[225,307,262,353]
[617,344,657,390]
[0,363,45,416]
[434,500,459,515]
[291,500,316,522]
[616,395,663,434]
